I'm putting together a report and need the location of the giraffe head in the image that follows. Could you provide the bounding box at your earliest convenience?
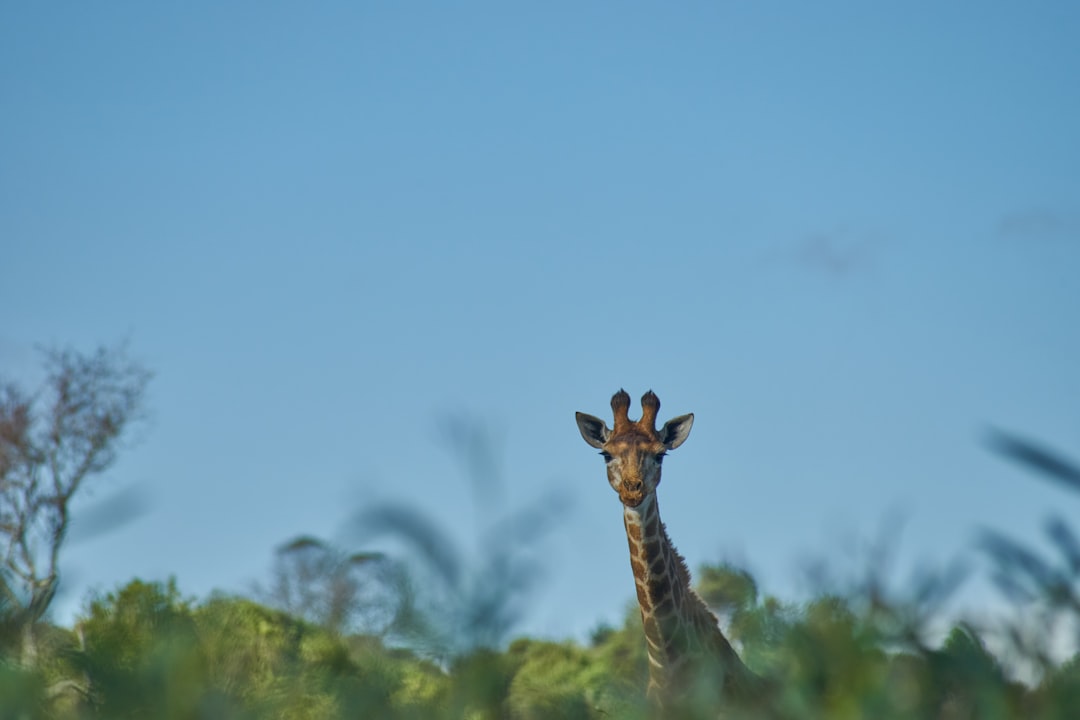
[576,390,694,508]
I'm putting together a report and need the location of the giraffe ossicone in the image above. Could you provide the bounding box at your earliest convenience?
[576,390,765,715]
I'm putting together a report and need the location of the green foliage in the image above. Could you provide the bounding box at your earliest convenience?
[2,558,1079,719]
[1033,655,1080,719]
[597,610,648,668]
[72,579,456,719]
[696,562,797,673]
[504,639,599,719]
[0,662,47,720]
[78,578,209,719]
[4,423,1079,718]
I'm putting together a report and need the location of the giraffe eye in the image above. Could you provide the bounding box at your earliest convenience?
[600,452,613,463]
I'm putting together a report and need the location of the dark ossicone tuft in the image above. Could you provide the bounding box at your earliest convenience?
[611,389,632,431]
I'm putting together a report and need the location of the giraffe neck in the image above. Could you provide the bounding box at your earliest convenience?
[623,495,755,708]
[623,495,700,692]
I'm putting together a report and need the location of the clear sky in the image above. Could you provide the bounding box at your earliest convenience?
[2,2,1078,642]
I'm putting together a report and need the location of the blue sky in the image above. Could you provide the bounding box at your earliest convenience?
[2,2,1078,641]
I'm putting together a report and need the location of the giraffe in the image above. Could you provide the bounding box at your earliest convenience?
[576,389,765,716]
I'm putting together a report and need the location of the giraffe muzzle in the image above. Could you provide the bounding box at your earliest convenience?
[620,481,646,507]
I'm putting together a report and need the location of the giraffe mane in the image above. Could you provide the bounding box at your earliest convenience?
[658,519,709,619]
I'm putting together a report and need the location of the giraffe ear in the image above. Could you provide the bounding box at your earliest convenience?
[576,412,611,449]
[659,413,694,450]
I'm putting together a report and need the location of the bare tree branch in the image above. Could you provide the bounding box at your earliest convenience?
[0,342,151,666]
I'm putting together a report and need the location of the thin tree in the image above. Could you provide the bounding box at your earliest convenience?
[257,535,392,637]
[0,343,151,666]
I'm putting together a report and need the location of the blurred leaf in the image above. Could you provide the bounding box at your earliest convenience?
[987,428,1080,493]
[979,528,1077,610]
[437,413,504,511]
[348,503,463,591]
[1045,516,1080,578]
[67,485,150,544]
[980,530,1056,587]
[909,559,970,616]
